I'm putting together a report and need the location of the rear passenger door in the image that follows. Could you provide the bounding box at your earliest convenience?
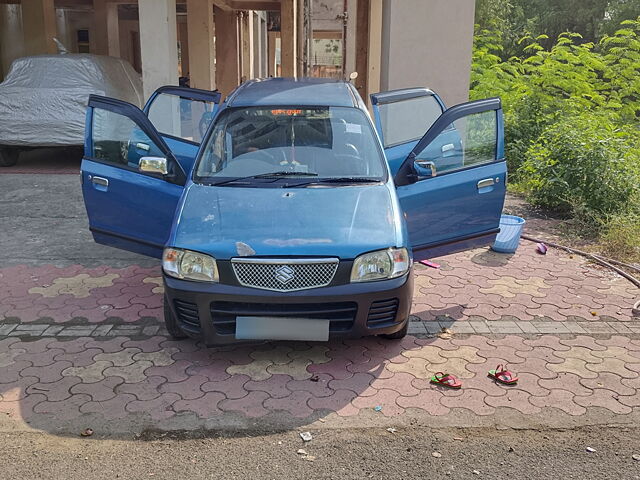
[143,86,221,173]
[371,89,506,260]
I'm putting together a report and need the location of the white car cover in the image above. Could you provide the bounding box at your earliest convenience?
[0,54,143,147]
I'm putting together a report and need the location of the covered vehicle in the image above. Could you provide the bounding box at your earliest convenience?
[0,54,143,166]
[80,78,506,345]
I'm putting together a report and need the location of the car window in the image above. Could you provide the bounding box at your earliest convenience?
[414,110,497,175]
[377,95,443,148]
[91,108,163,169]
[195,106,387,182]
[147,93,216,144]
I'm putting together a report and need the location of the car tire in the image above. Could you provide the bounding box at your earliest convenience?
[163,295,187,339]
[380,319,408,340]
[0,148,19,167]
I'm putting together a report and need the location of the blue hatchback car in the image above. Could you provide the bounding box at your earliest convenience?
[81,78,506,345]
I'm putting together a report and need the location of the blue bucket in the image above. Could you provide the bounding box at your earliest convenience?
[491,215,526,253]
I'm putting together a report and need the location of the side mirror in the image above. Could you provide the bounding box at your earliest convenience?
[414,159,436,178]
[139,156,168,175]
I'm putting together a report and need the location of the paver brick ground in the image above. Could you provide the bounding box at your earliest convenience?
[0,242,639,433]
[1,174,639,434]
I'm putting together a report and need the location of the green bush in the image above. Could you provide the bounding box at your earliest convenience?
[470,18,640,259]
[518,112,640,219]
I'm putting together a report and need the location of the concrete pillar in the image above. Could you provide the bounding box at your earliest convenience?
[252,12,261,77]
[177,18,189,77]
[354,0,369,97]
[344,0,357,77]
[22,0,57,55]
[0,4,25,78]
[240,11,254,81]
[214,6,240,96]
[139,0,178,100]
[280,0,297,77]
[186,0,215,90]
[380,0,475,105]
[367,0,382,102]
[93,0,120,57]
[267,31,277,77]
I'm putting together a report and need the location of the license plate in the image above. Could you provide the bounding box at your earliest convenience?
[235,316,330,341]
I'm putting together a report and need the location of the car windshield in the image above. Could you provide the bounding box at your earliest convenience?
[194,106,386,185]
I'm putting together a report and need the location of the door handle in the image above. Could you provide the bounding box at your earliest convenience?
[135,142,150,151]
[441,143,455,153]
[91,176,109,187]
[415,159,437,177]
[477,178,495,189]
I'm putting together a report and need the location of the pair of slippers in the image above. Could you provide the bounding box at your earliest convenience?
[430,364,518,389]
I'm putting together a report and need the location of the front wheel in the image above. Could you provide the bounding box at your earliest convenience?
[380,319,408,340]
[0,148,19,167]
[163,295,187,339]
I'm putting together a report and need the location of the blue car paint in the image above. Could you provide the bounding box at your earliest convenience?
[169,182,404,260]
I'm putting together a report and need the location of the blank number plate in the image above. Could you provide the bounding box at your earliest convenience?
[235,316,330,341]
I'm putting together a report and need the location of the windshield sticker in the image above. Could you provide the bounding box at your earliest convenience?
[345,123,362,134]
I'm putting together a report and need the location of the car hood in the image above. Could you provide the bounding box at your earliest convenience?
[172,183,401,259]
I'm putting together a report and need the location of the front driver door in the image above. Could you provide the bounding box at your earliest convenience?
[143,86,221,173]
[81,95,186,258]
[372,90,506,260]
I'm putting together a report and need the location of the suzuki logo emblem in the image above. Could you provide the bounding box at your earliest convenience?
[274,265,295,284]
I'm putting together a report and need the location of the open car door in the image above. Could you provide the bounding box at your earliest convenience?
[371,89,506,261]
[81,95,187,258]
[143,86,221,173]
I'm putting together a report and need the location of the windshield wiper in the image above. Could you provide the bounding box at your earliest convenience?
[205,171,318,186]
[287,177,381,188]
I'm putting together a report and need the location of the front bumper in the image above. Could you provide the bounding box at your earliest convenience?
[164,270,413,345]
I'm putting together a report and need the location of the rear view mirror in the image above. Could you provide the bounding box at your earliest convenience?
[139,156,168,175]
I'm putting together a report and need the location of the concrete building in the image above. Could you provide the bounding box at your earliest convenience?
[0,0,476,106]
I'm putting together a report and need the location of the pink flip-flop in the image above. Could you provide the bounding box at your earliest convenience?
[488,364,518,385]
[430,372,462,389]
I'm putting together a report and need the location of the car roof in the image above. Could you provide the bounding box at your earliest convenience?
[226,77,358,108]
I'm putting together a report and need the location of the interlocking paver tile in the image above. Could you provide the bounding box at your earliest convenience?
[173,392,226,417]
[440,389,495,416]
[201,375,250,399]
[530,389,586,416]
[159,375,207,400]
[22,360,72,383]
[62,361,112,383]
[126,393,180,420]
[0,376,39,401]
[328,372,374,394]
[351,388,404,416]
[33,393,89,421]
[484,389,541,414]
[244,374,292,399]
[396,389,450,416]
[104,361,154,383]
[70,376,124,402]
[287,373,334,397]
[264,390,315,418]
[538,373,593,396]
[227,359,273,381]
[574,389,633,414]
[585,358,638,379]
[580,372,636,396]
[116,375,167,400]
[26,376,81,402]
[219,391,270,418]
[554,347,603,364]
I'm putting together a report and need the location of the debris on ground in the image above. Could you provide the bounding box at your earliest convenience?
[374,406,383,412]
[632,454,640,461]
[300,432,313,442]
[80,428,93,437]
[310,375,320,382]
[536,243,548,255]
[419,259,441,269]
[386,427,397,434]
[586,447,596,453]
[297,449,308,455]
[432,452,442,458]
[472,470,480,475]
[438,328,454,339]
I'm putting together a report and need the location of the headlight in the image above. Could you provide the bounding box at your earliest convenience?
[162,248,219,282]
[350,247,410,283]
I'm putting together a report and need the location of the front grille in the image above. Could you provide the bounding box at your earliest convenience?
[210,301,357,335]
[174,299,201,331]
[367,298,399,328]
[231,258,339,292]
